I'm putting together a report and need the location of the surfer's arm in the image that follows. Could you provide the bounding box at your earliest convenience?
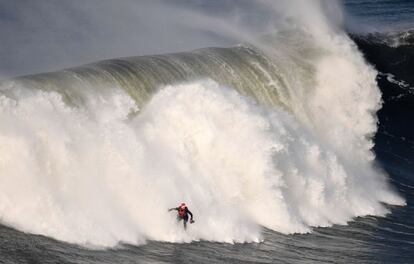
[186,208,193,219]
[168,207,179,212]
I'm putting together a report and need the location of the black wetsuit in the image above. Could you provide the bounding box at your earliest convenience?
[172,207,193,228]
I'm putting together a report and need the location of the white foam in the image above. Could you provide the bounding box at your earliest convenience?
[0,77,404,247]
[0,0,405,247]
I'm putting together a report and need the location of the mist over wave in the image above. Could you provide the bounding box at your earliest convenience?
[0,0,406,247]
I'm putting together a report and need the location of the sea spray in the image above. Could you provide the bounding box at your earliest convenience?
[0,0,405,247]
[0,77,404,246]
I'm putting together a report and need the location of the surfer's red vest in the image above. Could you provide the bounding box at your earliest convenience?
[178,205,186,218]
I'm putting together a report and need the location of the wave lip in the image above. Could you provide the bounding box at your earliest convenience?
[351,30,414,47]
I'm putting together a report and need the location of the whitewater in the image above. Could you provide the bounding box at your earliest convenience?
[0,0,406,249]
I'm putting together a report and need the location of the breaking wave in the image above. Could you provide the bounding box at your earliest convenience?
[0,1,405,247]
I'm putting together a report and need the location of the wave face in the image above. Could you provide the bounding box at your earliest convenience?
[0,6,406,247]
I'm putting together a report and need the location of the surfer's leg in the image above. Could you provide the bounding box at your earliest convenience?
[183,216,188,229]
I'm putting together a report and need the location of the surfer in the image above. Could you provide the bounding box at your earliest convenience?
[168,202,194,229]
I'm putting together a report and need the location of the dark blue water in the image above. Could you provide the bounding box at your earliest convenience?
[344,0,414,31]
[0,1,413,263]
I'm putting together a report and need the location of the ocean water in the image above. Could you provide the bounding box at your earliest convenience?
[0,1,413,263]
[345,0,414,31]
